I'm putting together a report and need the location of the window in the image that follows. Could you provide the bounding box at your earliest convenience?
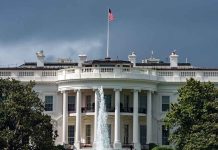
[140,125,147,145]
[162,125,169,145]
[86,125,91,144]
[162,96,170,111]
[68,125,75,145]
[122,95,130,112]
[104,95,112,111]
[139,95,147,113]
[123,95,129,108]
[124,124,129,144]
[86,95,92,110]
[68,96,75,112]
[45,96,53,111]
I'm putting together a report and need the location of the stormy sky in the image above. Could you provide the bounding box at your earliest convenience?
[0,0,218,67]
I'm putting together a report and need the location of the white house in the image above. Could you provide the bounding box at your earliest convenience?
[1,50,217,150]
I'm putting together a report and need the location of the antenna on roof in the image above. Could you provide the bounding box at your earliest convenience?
[186,57,188,63]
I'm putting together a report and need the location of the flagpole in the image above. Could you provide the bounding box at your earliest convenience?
[106,9,109,58]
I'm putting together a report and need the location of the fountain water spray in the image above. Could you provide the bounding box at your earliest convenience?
[95,86,110,150]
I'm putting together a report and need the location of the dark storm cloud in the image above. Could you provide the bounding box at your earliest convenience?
[0,0,218,67]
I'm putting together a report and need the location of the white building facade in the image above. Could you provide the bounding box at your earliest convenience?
[1,51,217,150]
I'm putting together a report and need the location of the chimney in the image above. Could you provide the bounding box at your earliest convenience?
[169,50,178,68]
[78,54,87,67]
[128,52,136,67]
[36,50,45,67]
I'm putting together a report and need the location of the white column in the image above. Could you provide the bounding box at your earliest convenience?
[114,89,122,149]
[62,90,68,144]
[147,90,152,144]
[93,89,98,147]
[133,89,141,150]
[74,89,81,149]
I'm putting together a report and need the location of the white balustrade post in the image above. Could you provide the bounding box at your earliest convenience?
[114,88,122,149]
[147,90,152,144]
[62,90,68,144]
[133,89,141,150]
[74,89,81,149]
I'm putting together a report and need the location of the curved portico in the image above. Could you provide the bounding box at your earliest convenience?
[58,76,157,150]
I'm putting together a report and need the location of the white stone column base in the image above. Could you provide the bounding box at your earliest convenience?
[113,141,122,150]
[74,142,80,150]
[134,143,141,150]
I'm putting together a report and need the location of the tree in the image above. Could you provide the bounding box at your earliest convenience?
[164,78,218,150]
[0,78,57,150]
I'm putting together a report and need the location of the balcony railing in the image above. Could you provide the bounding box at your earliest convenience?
[58,67,156,81]
[68,107,76,113]
[2,67,218,83]
[120,107,133,113]
[122,143,134,149]
[106,107,115,112]
[138,107,147,114]
[68,107,147,114]
[80,143,92,148]
[81,107,94,113]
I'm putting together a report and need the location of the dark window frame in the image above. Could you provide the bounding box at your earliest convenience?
[45,96,53,111]
[162,96,170,112]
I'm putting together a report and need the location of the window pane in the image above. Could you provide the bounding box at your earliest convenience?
[124,95,129,108]
[104,95,112,109]
[86,95,92,109]
[162,96,170,111]
[162,96,170,104]
[139,95,147,113]
[68,96,75,111]
[86,125,91,144]
[45,96,53,111]
[68,125,75,145]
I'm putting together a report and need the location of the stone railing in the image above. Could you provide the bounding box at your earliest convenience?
[157,70,218,82]
[1,68,218,83]
[57,67,157,81]
[0,70,57,82]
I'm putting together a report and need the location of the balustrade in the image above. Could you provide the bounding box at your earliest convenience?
[1,67,218,82]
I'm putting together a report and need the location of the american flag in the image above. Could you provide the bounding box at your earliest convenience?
[108,9,114,22]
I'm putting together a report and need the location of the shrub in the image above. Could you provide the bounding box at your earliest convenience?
[149,143,158,150]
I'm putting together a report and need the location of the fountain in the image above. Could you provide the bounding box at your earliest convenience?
[95,87,111,150]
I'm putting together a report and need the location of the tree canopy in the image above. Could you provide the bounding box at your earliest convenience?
[0,78,57,150]
[165,78,218,150]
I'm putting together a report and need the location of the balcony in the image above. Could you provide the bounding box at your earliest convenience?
[69,107,147,114]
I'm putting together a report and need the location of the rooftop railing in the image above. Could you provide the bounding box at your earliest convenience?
[1,67,218,82]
